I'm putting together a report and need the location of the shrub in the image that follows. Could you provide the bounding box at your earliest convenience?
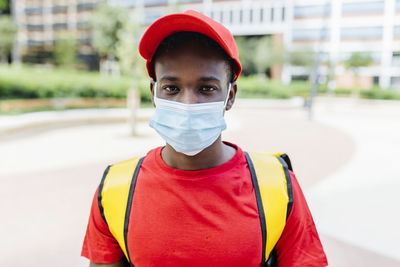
[236,75,324,99]
[334,88,352,96]
[360,87,400,100]
[0,65,152,102]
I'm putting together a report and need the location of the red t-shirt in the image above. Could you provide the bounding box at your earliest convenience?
[82,142,328,267]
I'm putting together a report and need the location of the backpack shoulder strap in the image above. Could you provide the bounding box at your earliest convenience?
[98,156,145,264]
[245,152,293,266]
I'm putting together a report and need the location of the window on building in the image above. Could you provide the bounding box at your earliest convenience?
[373,76,379,85]
[77,21,90,29]
[52,6,68,13]
[270,8,274,22]
[341,26,383,39]
[342,1,384,15]
[394,26,400,39]
[113,0,137,7]
[282,7,285,21]
[292,28,330,41]
[239,9,243,23]
[249,9,253,23]
[53,23,68,30]
[391,77,400,88]
[393,52,400,66]
[27,40,45,47]
[26,24,44,31]
[77,3,95,11]
[229,10,233,24]
[294,4,331,18]
[260,8,264,22]
[79,37,92,45]
[397,0,400,10]
[143,0,168,5]
[24,7,43,15]
[177,0,201,2]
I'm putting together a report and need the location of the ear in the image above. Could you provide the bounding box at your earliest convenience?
[150,80,156,107]
[225,81,237,111]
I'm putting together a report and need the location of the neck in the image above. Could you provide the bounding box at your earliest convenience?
[161,137,236,171]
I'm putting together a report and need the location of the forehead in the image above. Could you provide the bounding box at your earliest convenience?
[153,39,229,81]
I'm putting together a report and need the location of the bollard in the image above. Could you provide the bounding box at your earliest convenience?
[127,88,140,136]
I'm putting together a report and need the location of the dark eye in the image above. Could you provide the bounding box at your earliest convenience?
[163,86,179,94]
[200,86,217,92]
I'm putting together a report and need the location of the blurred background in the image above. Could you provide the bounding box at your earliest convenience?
[0,0,399,266]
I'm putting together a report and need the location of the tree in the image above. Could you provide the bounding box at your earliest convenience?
[53,33,78,68]
[288,48,315,68]
[254,35,284,77]
[286,47,316,81]
[0,15,17,63]
[115,9,144,79]
[90,3,128,74]
[344,52,373,96]
[113,7,147,135]
[234,36,258,76]
[344,52,373,75]
[235,35,284,78]
[0,0,9,13]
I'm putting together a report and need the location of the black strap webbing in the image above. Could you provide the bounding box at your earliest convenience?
[265,247,278,267]
[280,153,293,172]
[276,156,294,219]
[98,165,111,224]
[123,157,145,267]
[244,152,267,266]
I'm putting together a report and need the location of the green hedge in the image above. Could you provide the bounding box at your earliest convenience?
[236,75,326,99]
[360,87,400,100]
[333,88,352,96]
[0,65,152,102]
[328,87,400,99]
[237,76,400,100]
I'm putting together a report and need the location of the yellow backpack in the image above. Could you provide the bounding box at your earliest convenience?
[97,152,293,267]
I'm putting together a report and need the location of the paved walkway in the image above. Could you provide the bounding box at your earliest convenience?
[0,98,398,266]
[308,98,400,266]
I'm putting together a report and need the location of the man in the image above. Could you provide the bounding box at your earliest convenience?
[82,10,328,267]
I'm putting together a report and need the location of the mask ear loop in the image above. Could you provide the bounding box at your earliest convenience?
[223,83,232,110]
[153,81,159,102]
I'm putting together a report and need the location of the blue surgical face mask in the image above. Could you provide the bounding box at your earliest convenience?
[149,82,232,156]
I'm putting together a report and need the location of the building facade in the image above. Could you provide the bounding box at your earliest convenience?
[12,0,400,89]
[12,0,98,67]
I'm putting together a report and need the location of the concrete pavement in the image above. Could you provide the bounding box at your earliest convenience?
[308,98,400,265]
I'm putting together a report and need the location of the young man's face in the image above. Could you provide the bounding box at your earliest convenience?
[151,39,236,110]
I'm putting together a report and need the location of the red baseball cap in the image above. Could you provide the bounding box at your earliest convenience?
[138,9,242,81]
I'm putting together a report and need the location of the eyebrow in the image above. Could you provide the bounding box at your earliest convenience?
[159,75,221,82]
[159,75,179,81]
[199,76,221,82]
